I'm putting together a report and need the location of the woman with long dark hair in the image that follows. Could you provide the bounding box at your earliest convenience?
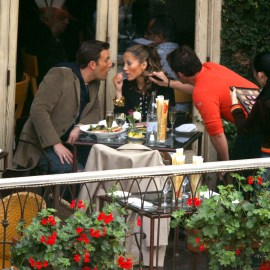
[113,44,175,122]
[231,52,270,158]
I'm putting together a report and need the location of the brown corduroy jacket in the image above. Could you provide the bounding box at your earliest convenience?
[13,67,101,168]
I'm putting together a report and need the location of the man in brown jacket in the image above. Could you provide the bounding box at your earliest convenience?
[13,40,113,174]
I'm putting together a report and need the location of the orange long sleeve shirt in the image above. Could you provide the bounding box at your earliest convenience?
[193,62,257,136]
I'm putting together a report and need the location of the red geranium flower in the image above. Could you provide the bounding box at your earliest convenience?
[257,176,263,185]
[74,254,80,263]
[90,228,101,238]
[117,256,133,269]
[47,216,56,226]
[235,249,241,255]
[77,233,89,244]
[28,257,35,267]
[195,237,201,243]
[76,227,84,234]
[193,198,201,207]
[247,176,254,185]
[260,261,270,270]
[41,218,47,226]
[187,198,193,206]
[199,244,206,251]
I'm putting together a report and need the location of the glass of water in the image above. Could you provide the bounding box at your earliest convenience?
[162,179,172,207]
[115,113,126,140]
[106,111,114,142]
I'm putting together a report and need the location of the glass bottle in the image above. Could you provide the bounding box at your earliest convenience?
[146,91,157,143]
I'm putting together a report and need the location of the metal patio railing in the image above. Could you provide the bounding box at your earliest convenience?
[1,157,270,270]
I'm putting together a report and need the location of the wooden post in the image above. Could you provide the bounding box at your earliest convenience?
[0,0,19,167]
[96,0,119,117]
[107,0,119,111]
[194,0,222,162]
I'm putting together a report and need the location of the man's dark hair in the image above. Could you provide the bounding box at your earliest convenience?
[76,40,110,68]
[150,15,176,42]
[167,45,202,76]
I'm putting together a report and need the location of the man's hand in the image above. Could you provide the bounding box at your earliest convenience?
[53,143,73,165]
[67,126,81,145]
[148,71,168,87]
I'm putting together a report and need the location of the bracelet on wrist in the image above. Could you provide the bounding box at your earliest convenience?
[167,79,171,88]
[113,96,125,107]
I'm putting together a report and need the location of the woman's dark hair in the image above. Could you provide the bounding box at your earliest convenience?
[76,40,110,68]
[253,52,270,78]
[167,45,202,76]
[125,44,161,94]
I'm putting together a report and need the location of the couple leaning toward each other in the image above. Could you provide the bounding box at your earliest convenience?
[14,39,270,175]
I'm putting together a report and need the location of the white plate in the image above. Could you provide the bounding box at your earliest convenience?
[175,124,198,133]
[80,124,126,138]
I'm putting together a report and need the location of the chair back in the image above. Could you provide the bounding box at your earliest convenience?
[22,49,38,96]
[0,192,46,268]
[174,89,192,103]
[2,158,35,178]
[15,72,30,120]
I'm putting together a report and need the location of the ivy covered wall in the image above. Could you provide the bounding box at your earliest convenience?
[220,0,270,83]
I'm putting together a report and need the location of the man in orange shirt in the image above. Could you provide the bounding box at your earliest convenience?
[150,45,258,161]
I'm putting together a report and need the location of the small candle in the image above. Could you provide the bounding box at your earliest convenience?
[176,148,184,156]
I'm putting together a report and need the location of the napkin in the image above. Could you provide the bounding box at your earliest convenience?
[133,38,154,45]
[200,190,219,199]
[174,137,190,144]
[107,191,130,197]
[127,198,153,208]
[98,120,129,129]
[175,123,197,133]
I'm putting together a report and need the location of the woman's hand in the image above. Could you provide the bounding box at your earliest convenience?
[113,72,124,98]
[230,87,239,105]
[53,143,73,165]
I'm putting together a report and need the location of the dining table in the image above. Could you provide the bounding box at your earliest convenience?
[72,129,203,172]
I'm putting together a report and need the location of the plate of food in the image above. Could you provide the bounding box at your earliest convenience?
[127,129,145,140]
[80,124,126,138]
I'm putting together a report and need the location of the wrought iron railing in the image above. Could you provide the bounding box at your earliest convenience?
[1,157,270,270]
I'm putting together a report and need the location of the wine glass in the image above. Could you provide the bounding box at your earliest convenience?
[115,113,126,140]
[126,24,136,41]
[106,111,114,142]
[169,106,177,137]
[162,179,172,207]
[181,176,189,207]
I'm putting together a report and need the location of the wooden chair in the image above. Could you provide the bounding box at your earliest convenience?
[174,89,192,104]
[2,157,35,178]
[0,192,46,269]
[22,49,38,96]
[15,72,30,120]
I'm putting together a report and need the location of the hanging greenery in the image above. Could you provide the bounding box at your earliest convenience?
[220,0,270,82]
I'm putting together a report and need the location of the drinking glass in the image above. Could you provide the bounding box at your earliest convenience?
[106,111,114,142]
[115,113,126,140]
[162,179,172,207]
[126,24,136,41]
[168,106,177,137]
[181,176,189,207]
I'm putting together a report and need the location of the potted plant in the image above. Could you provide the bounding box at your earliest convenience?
[11,199,133,270]
[171,168,270,270]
